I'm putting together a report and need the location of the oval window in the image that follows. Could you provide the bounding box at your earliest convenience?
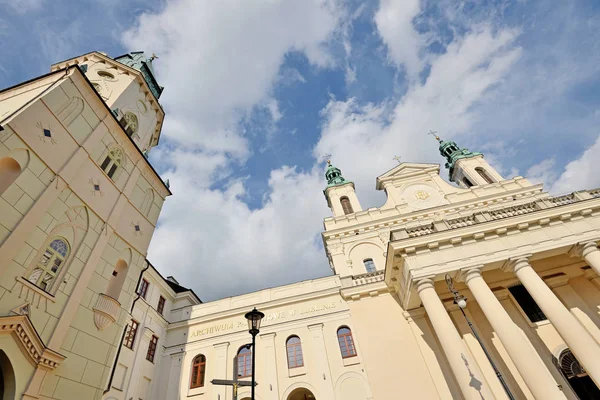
[98,71,115,80]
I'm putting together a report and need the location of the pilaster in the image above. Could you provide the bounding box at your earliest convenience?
[260,332,279,400]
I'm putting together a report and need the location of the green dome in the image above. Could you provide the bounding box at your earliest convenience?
[436,137,482,180]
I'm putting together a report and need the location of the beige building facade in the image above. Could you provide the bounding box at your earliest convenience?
[2,52,600,400]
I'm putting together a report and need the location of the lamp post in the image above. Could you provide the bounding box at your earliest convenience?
[444,274,516,400]
[245,307,264,400]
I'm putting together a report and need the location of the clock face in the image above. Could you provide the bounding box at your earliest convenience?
[401,183,443,209]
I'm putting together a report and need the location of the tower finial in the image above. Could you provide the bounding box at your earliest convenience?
[428,130,441,142]
[393,155,402,164]
[149,53,159,62]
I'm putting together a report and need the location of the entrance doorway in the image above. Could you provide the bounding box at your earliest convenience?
[0,351,16,400]
[287,387,316,400]
[556,349,600,399]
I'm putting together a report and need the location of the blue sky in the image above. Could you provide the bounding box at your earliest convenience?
[2,0,600,300]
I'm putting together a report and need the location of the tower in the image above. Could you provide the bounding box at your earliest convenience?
[50,51,164,154]
[0,51,173,399]
[323,160,362,217]
[435,134,503,188]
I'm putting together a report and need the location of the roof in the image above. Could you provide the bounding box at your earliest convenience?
[146,260,202,304]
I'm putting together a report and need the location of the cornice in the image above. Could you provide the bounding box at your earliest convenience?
[0,315,66,370]
[323,183,544,240]
[389,197,600,258]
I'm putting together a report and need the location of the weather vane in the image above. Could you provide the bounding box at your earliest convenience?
[393,155,402,164]
[427,130,441,142]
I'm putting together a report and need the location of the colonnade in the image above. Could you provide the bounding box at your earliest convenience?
[415,241,600,400]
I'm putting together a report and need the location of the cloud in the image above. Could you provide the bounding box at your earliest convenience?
[551,134,600,194]
[374,0,423,79]
[123,0,344,156]
[148,166,331,300]
[315,25,521,206]
[0,0,44,14]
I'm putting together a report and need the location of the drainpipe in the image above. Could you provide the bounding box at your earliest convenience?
[104,262,150,394]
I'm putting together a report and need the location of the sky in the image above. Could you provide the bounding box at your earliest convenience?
[1,0,600,301]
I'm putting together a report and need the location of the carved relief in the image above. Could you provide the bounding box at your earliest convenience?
[36,122,57,145]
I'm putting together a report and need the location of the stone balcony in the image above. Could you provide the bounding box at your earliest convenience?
[92,293,120,331]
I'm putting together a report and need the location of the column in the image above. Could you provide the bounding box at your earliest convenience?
[577,242,600,276]
[260,333,279,400]
[164,352,185,400]
[307,323,336,400]
[461,268,566,399]
[213,342,229,400]
[506,257,600,386]
[416,278,495,400]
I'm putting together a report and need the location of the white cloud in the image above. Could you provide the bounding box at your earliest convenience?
[374,0,423,79]
[526,158,557,186]
[315,26,521,207]
[551,134,600,194]
[123,0,344,156]
[0,0,44,13]
[148,166,331,300]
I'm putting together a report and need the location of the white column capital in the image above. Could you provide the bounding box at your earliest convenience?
[213,341,230,351]
[307,323,324,331]
[457,265,484,283]
[501,255,532,273]
[569,241,600,258]
[415,276,435,293]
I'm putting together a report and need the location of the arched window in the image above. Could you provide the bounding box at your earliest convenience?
[363,259,376,273]
[462,177,473,188]
[337,327,357,358]
[119,112,138,137]
[286,336,304,368]
[237,346,252,377]
[476,167,494,184]
[340,196,354,215]
[190,354,206,388]
[105,259,128,300]
[100,147,123,179]
[555,348,600,398]
[27,238,69,292]
[0,156,22,195]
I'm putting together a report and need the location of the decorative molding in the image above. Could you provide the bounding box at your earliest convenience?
[0,315,65,370]
[36,122,57,145]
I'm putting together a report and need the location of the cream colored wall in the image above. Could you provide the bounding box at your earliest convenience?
[0,65,170,399]
[0,72,61,121]
[347,293,442,399]
[325,183,362,217]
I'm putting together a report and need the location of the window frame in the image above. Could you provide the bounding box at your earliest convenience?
[100,147,124,180]
[27,237,70,293]
[237,346,252,378]
[190,354,207,389]
[286,336,304,369]
[508,284,547,323]
[123,319,139,350]
[146,335,158,363]
[157,295,166,315]
[363,258,376,273]
[139,278,149,299]
[337,327,357,359]
[475,167,494,184]
[340,196,354,215]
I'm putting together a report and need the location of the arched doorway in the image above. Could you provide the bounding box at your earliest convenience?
[287,387,316,400]
[555,349,600,399]
[0,350,16,400]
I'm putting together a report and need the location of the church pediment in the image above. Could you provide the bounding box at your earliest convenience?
[376,163,441,190]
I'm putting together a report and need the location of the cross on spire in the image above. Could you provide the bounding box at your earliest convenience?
[393,155,402,164]
[427,130,441,142]
[323,154,332,165]
[149,53,159,61]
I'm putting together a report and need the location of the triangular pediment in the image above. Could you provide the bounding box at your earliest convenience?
[376,162,440,190]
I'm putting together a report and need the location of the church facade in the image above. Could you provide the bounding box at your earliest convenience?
[1,51,600,400]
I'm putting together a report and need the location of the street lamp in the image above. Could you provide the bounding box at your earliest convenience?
[245,307,264,400]
[444,274,516,400]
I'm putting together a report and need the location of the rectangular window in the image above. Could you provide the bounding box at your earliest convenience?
[363,259,376,273]
[100,156,111,171]
[123,320,139,349]
[139,279,149,299]
[146,335,158,362]
[509,284,547,322]
[157,296,165,315]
